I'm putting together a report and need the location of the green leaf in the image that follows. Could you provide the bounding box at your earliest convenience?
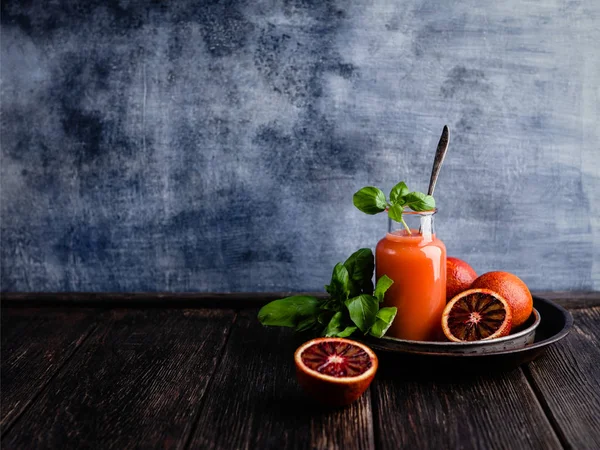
[324,312,344,336]
[369,307,398,338]
[320,299,341,312]
[345,294,379,333]
[390,181,409,204]
[337,326,358,337]
[387,203,405,223]
[404,192,436,212]
[353,187,387,215]
[343,248,375,296]
[258,296,320,328]
[344,248,373,277]
[325,263,350,301]
[318,310,335,325]
[374,275,394,303]
[324,312,358,337]
[296,316,318,332]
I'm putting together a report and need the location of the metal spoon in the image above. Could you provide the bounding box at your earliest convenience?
[427,125,450,196]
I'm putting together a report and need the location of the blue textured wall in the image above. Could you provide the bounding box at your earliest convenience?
[1,0,599,292]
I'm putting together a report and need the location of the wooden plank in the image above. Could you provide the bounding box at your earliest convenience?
[533,291,600,309]
[1,308,99,432]
[2,291,599,309]
[372,366,561,450]
[188,309,375,450]
[2,309,235,450]
[524,306,600,449]
[0,292,324,308]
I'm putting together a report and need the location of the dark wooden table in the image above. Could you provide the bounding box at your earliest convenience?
[2,292,599,450]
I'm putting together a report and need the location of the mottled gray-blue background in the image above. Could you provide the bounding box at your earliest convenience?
[1,0,599,292]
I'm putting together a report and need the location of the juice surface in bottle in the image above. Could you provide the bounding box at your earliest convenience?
[376,216,446,341]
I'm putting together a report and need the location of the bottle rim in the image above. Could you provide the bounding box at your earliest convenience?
[393,208,437,216]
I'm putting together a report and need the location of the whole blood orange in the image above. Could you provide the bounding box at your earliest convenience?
[294,338,378,407]
[446,257,478,301]
[470,271,533,328]
[442,288,512,342]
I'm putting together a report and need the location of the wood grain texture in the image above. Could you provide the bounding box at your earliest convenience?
[1,308,98,432]
[0,291,325,308]
[2,291,598,308]
[525,307,600,450]
[1,309,235,450]
[188,309,375,450]
[533,291,600,309]
[372,366,561,450]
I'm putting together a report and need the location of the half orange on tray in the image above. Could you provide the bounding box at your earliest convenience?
[442,288,513,342]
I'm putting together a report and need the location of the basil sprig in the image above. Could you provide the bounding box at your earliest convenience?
[353,181,435,234]
[258,249,397,339]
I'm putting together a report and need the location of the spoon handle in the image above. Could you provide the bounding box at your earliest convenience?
[428,125,450,196]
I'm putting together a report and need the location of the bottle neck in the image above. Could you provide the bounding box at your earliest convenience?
[387,214,435,241]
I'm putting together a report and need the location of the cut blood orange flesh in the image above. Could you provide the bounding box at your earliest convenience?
[442,288,512,342]
[294,338,378,407]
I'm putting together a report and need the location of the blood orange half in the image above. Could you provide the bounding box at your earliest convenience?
[294,338,378,407]
[442,288,512,342]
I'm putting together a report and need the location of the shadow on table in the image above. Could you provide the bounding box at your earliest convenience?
[375,350,542,382]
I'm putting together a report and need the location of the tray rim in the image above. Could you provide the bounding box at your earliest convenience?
[367,296,573,358]
[377,308,540,348]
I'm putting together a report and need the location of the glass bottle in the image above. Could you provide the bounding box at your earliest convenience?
[376,209,446,341]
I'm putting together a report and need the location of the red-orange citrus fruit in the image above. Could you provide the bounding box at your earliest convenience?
[446,257,478,301]
[470,271,533,328]
[442,288,512,342]
[294,337,378,407]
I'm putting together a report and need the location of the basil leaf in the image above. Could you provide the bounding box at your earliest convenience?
[318,310,335,325]
[404,192,436,212]
[324,312,358,337]
[325,263,350,302]
[345,294,379,333]
[337,326,358,337]
[369,307,398,338]
[387,203,405,223]
[320,299,341,312]
[344,248,374,296]
[296,316,318,332]
[390,181,409,204]
[324,311,344,336]
[353,187,387,215]
[374,275,394,303]
[344,248,373,277]
[258,296,320,328]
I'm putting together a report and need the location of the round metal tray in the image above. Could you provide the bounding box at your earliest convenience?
[363,296,573,372]
[367,308,541,355]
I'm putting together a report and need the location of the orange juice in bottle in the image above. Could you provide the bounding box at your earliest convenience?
[376,210,446,341]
